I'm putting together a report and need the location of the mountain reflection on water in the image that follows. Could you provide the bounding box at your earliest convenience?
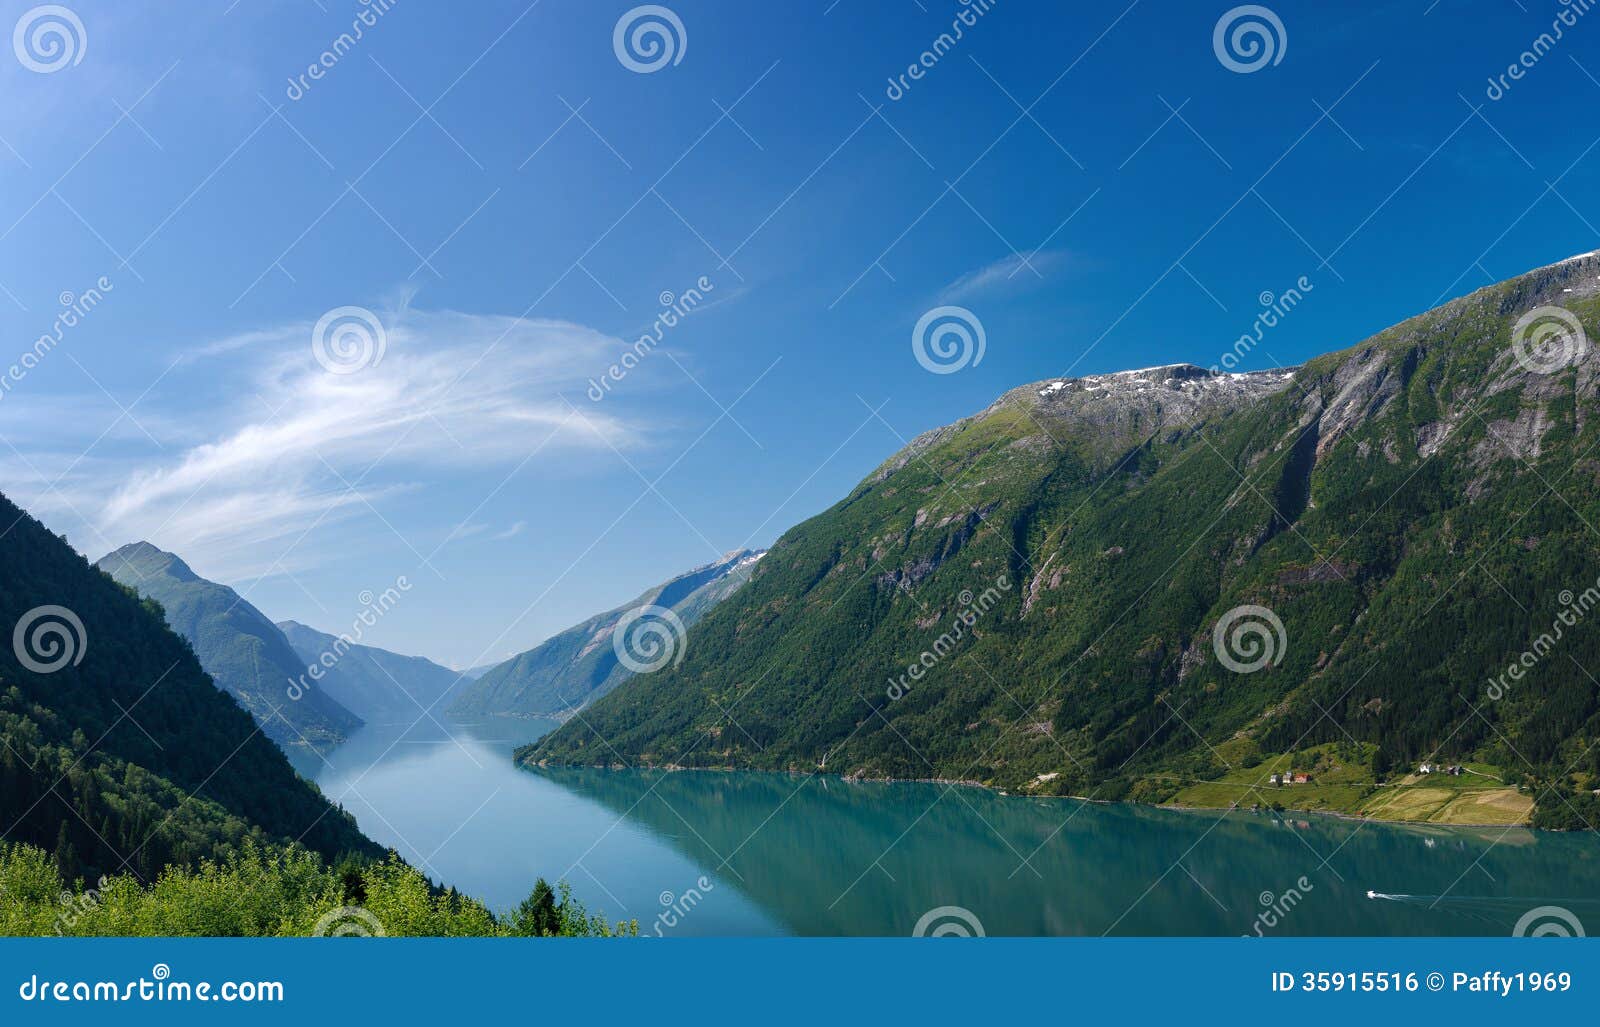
[309,719,1600,936]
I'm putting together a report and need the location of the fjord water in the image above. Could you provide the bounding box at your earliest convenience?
[309,719,1600,936]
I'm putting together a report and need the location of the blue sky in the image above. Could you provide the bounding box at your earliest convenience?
[0,0,1596,668]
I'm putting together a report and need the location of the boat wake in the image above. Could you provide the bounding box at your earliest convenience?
[1365,891,1599,928]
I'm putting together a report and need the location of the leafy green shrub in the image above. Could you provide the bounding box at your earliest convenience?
[0,841,635,938]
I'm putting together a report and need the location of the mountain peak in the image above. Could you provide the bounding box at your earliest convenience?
[713,547,766,568]
[1035,362,1297,399]
[449,544,766,720]
[97,543,362,750]
[98,541,199,583]
[1548,247,1600,268]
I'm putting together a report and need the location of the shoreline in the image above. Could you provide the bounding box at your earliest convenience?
[519,757,1540,830]
[1152,800,1531,831]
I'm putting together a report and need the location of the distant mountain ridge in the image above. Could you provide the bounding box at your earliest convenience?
[449,549,764,720]
[278,619,467,722]
[96,542,361,755]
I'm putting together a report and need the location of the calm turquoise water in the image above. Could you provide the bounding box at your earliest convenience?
[307,719,1600,936]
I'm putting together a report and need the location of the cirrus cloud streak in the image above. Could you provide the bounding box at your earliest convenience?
[18,305,644,582]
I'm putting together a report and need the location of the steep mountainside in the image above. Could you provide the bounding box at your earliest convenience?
[0,494,380,884]
[97,543,361,755]
[450,549,764,719]
[529,252,1600,828]
[278,620,465,723]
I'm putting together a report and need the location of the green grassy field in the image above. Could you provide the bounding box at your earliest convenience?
[1157,743,1533,825]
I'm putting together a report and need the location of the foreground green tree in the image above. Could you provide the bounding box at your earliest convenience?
[0,841,636,938]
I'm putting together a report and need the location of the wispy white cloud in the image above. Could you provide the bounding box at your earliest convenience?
[445,521,491,544]
[442,519,527,548]
[15,303,646,581]
[937,249,1077,303]
[491,520,526,541]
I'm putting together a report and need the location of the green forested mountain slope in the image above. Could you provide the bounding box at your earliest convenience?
[449,549,763,719]
[96,543,361,755]
[278,620,465,723]
[0,495,380,884]
[528,253,1600,827]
